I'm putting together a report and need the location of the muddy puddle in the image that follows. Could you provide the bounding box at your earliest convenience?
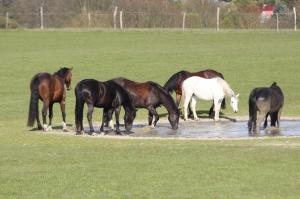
[81,120,300,138]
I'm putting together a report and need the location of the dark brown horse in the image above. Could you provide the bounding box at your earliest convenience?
[248,82,284,135]
[163,69,226,116]
[111,77,179,130]
[27,67,73,131]
[74,79,136,135]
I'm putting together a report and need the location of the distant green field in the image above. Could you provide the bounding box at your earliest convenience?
[0,30,300,198]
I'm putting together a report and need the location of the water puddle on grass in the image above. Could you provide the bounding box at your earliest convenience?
[128,120,300,138]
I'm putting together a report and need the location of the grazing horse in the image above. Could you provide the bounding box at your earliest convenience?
[182,77,239,121]
[74,79,136,135]
[110,77,179,130]
[163,69,226,116]
[27,67,73,131]
[248,82,284,135]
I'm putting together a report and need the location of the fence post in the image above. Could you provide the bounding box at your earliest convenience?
[88,12,91,28]
[40,6,44,29]
[276,12,279,32]
[182,12,186,31]
[5,12,9,29]
[113,6,118,29]
[120,11,123,29]
[293,7,297,31]
[217,7,220,31]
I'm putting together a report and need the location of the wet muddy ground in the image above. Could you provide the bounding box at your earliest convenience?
[76,120,300,139]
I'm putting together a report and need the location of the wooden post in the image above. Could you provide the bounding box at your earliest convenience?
[293,7,297,31]
[120,11,123,29]
[217,7,220,31]
[40,6,44,29]
[5,12,9,29]
[113,6,118,29]
[88,12,91,28]
[276,12,279,32]
[182,12,186,31]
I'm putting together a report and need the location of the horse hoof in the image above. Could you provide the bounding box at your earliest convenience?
[47,126,53,131]
[63,128,68,132]
[91,132,97,136]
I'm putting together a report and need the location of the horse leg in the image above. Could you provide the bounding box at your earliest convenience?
[47,103,53,131]
[255,112,265,135]
[263,113,269,129]
[208,101,215,118]
[87,104,94,134]
[270,112,277,127]
[148,111,153,126]
[60,101,67,132]
[190,96,199,120]
[213,99,222,122]
[183,94,191,121]
[188,102,193,118]
[115,106,121,134]
[175,93,181,108]
[148,106,159,128]
[42,101,49,131]
[277,108,283,127]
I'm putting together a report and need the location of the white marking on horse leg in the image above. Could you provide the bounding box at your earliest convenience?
[109,120,114,129]
[62,122,67,131]
[43,124,48,131]
[47,125,52,131]
[214,99,221,122]
[191,96,199,120]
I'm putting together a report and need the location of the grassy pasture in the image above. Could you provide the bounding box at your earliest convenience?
[0,30,300,198]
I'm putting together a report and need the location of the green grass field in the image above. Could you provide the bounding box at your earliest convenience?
[0,30,300,198]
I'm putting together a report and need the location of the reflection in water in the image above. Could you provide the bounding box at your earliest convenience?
[131,121,300,138]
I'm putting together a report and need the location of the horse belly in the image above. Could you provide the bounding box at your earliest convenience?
[193,86,214,101]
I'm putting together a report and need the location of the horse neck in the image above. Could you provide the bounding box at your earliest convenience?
[220,79,234,97]
[159,90,178,114]
[53,74,66,87]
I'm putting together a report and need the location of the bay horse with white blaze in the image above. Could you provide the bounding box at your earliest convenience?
[27,67,73,131]
[163,69,226,116]
[110,77,179,130]
[74,79,136,135]
[182,77,239,121]
[248,82,284,135]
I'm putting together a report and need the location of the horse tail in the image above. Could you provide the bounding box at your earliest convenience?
[248,92,257,121]
[27,79,39,127]
[75,86,84,132]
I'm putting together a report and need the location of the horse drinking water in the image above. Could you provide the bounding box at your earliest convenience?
[248,82,284,135]
[74,79,136,135]
[27,67,73,131]
[110,77,179,130]
[182,77,239,121]
[163,69,226,116]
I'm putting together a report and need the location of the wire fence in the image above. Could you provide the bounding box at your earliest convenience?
[0,7,299,30]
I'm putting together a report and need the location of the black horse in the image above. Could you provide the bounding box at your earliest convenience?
[108,77,179,130]
[163,69,226,117]
[75,79,136,135]
[248,82,284,135]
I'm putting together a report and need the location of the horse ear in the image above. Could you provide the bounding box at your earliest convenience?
[236,93,240,98]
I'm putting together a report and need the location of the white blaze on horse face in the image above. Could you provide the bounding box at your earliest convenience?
[230,95,239,113]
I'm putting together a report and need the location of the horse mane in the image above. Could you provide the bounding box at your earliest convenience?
[217,77,234,97]
[54,67,71,77]
[163,70,190,93]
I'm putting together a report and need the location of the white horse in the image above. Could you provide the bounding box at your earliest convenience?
[182,76,239,121]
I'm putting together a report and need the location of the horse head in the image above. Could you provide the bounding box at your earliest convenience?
[230,93,239,113]
[168,110,179,130]
[65,67,73,90]
[124,106,137,131]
